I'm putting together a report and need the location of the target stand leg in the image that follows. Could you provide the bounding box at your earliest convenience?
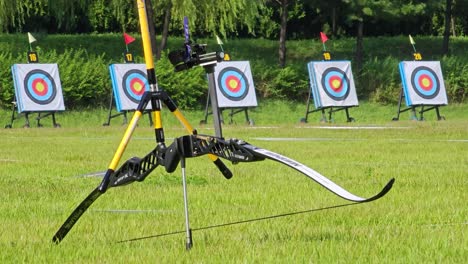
[435,106,445,120]
[5,101,18,128]
[419,106,425,121]
[410,107,418,121]
[37,113,43,127]
[345,108,355,122]
[392,88,405,121]
[320,109,327,123]
[52,113,60,128]
[23,113,31,128]
[244,108,254,126]
[328,107,334,123]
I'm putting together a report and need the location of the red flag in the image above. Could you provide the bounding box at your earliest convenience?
[123,33,135,45]
[320,32,328,43]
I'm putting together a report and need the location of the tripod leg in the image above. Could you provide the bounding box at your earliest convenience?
[99,110,144,192]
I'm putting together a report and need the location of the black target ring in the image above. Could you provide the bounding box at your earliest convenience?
[217,67,249,101]
[122,69,148,104]
[410,66,440,99]
[321,67,350,101]
[24,69,57,105]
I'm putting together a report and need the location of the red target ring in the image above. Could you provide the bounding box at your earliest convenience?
[129,78,146,96]
[418,74,433,91]
[225,75,242,93]
[32,79,49,96]
[328,75,344,93]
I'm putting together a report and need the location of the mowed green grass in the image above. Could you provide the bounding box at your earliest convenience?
[0,102,466,263]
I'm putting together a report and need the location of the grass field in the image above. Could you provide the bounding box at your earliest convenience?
[0,101,466,263]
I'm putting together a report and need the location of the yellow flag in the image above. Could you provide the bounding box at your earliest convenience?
[409,35,415,45]
[28,32,37,44]
[216,35,223,45]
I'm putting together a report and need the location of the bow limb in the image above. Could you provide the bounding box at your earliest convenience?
[241,144,395,203]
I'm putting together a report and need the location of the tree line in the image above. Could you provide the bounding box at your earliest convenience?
[1,0,466,68]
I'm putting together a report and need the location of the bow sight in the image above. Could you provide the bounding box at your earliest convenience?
[168,40,224,72]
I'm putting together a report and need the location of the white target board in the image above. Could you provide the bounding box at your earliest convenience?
[214,61,257,108]
[109,64,151,112]
[11,63,65,113]
[307,61,359,108]
[398,61,447,106]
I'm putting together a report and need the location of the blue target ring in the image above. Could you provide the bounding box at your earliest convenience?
[410,66,440,99]
[24,69,57,105]
[321,67,350,101]
[122,69,149,103]
[217,67,248,101]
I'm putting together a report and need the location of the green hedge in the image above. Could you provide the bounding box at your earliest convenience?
[0,35,466,109]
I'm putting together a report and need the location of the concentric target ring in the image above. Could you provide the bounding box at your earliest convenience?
[122,69,149,103]
[24,69,57,105]
[410,66,440,99]
[321,67,350,101]
[217,67,249,101]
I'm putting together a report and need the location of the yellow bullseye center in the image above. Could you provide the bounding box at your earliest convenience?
[36,82,45,92]
[421,77,430,88]
[133,83,142,92]
[228,79,239,88]
[332,79,342,89]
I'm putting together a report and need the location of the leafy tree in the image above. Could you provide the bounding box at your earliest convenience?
[442,0,453,55]
[263,0,313,67]
[151,0,264,59]
[0,0,47,32]
[342,0,425,72]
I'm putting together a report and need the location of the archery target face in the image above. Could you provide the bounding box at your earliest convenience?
[109,64,151,111]
[399,61,447,106]
[214,61,257,108]
[122,69,148,103]
[307,61,358,108]
[321,67,350,101]
[11,64,65,113]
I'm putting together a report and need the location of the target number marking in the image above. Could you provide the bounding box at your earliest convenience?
[321,67,350,101]
[410,66,440,99]
[122,69,149,103]
[217,67,249,101]
[24,69,57,105]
